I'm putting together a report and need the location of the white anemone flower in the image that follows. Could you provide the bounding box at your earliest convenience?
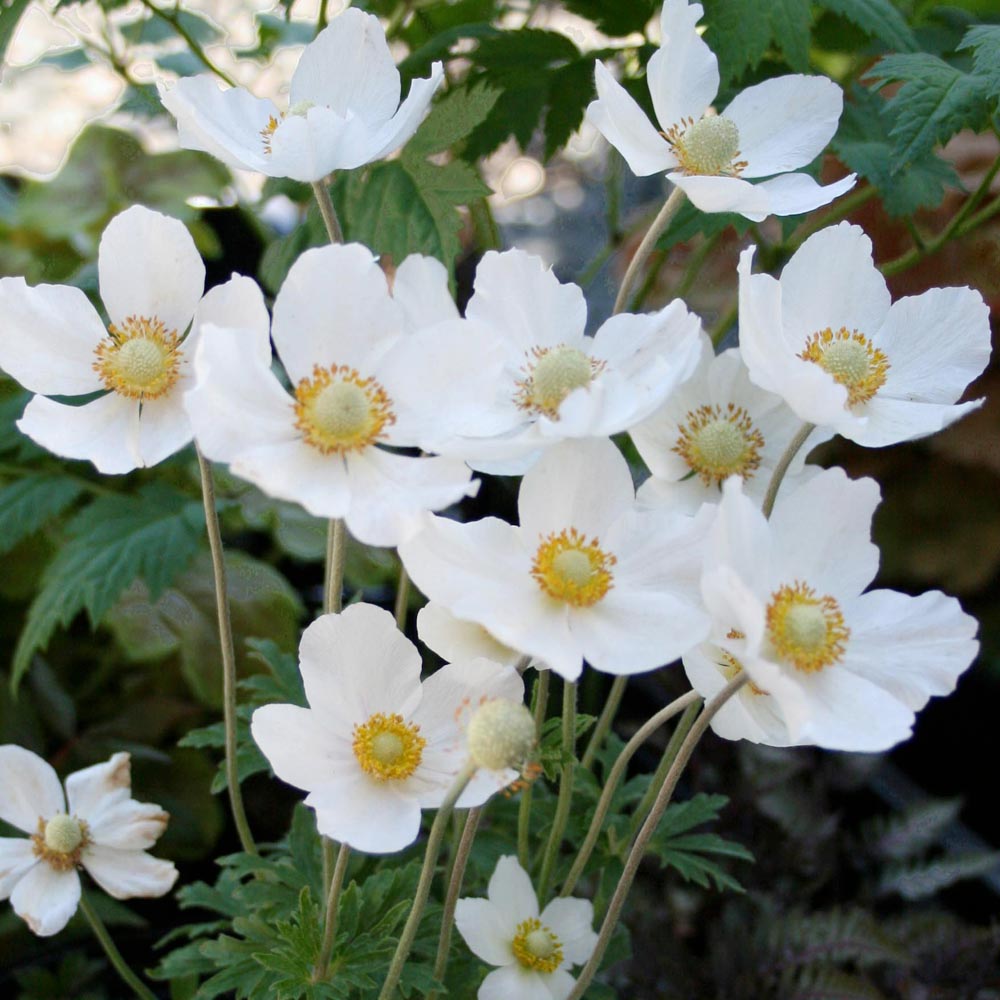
[158,8,443,183]
[432,248,704,475]
[0,748,177,937]
[632,333,831,514]
[586,0,855,220]
[417,603,525,670]
[400,438,712,682]
[738,222,993,446]
[250,603,524,854]
[185,244,493,547]
[0,205,259,475]
[455,855,597,1000]
[688,471,979,750]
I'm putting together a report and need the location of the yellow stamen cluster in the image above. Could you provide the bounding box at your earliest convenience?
[294,364,395,455]
[674,403,764,486]
[93,316,181,399]
[766,581,849,674]
[531,528,616,607]
[260,114,281,154]
[352,712,426,782]
[662,115,747,177]
[514,345,605,419]
[31,815,90,872]
[717,629,767,696]
[511,917,563,973]
[798,327,890,407]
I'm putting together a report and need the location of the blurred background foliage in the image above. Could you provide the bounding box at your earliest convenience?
[0,0,998,996]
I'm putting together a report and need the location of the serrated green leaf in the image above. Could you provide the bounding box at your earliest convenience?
[701,0,774,81]
[959,24,1000,100]
[407,83,501,157]
[767,0,812,72]
[0,474,84,555]
[878,850,1000,901]
[818,0,918,52]
[563,0,657,37]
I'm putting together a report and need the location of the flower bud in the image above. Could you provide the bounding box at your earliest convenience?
[467,698,536,771]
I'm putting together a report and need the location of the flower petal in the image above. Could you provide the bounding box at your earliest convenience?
[136,390,193,467]
[266,107,372,180]
[649,0,719,130]
[750,171,857,217]
[363,63,445,163]
[391,254,459,329]
[853,396,982,447]
[0,839,36,901]
[251,703,352,794]
[65,753,132,824]
[416,603,522,667]
[0,746,65,834]
[480,964,554,1000]
[11,864,80,936]
[191,273,272,367]
[487,855,538,924]
[82,845,177,899]
[667,172,770,220]
[540,897,597,966]
[455,897,514,966]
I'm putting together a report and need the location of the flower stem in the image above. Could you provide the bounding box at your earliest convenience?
[394,564,410,629]
[377,762,478,1000]
[613,187,686,315]
[137,0,236,87]
[518,670,550,867]
[312,841,351,982]
[561,689,700,897]
[565,673,748,1000]
[79,894,157,1000]
[311,180,345,244]
[196,445,257,856]
[580,676,627,771]
[536,680,576,902]
[761,422,815,519]
[324,518,346,615]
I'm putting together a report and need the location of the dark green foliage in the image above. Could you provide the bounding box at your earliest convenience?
[818,0,918,52]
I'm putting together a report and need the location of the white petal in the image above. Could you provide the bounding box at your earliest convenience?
[667,172,770,221]
[0,840,36,900]
[650,0,719,129]
[251,703,351,793]
[0,278,105,395]
[545,969,577,1000]
[480,964,553,1000]
[98,205,204,335]
[587,62,675,177]
[725,75,843,178]
[706,477,771,600]
[82,845,177,899]
[751,171,857,217]
[136,390,193,467]
[363,63,445,163]
[416,603,522,667]
[11,864,80,937]
[0,745,65,833]
[190,274,272,367]
[455,897,513,966]
[851,396,982,447]
[487,855,538,924]
[85,800,170,853]
[540,897,597,965]
[392,254,459,329]
[266,106,374,180]
[65,753,132,823]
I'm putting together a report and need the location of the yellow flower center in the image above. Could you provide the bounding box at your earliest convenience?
[93,316,181,399]
[663,115,746,177]
[798,327,890,407]
[515,345,605,419]
[260,101,314,153]
[31,815,90,872]
[294,364,395,455]
[766,582,849,673]
[512,917,563,973]
[674,403,764,486]
[352,712,426,782]
[531,528,616,607]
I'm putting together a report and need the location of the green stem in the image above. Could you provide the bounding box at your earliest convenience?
[312,842,351,982]
[761,422,815,519]
[324,519,346,615]
[394,565,410,630]
[671,231,722,302]
[377,763,478,1000]
[79,894,157,1000]
[565,674,748,1000]
[196,446,257,856]
[518,671,550,867]
[311,180,345,244]
[536,680,576,902]
[137,0,236,86]
[613,187,686,315]
[561,689,700,897]
[580,676,627,772]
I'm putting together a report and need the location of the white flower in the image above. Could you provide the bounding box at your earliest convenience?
[250,603,524,854]
[158,9,443,183]
[0,205,258,474]
[455,855,597,1000]
[688,471,979,750]
[185,244,494,547]
[0,748,177,937]
[738,222,992,446]
[586,0,855,221]
[432,248,704,474]
[632,333,830,514]
[400,438,712,682]
[417,602,525,670]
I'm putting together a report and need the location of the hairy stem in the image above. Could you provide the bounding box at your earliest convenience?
[324,519,347,615]
[311,180,345,244]
[580,676,627,771]
[312,842,351,982]
[761,422,816,519]
[394,565,410,629]
[80,894,157,1000]
[518,670,550,867]
[536,680,577,902]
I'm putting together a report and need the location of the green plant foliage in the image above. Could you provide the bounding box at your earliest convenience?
[0,474,85,556]
[959,24,1000,99]
[818,0,918,52]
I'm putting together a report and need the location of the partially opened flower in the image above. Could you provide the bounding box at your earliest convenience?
[250,603,524,854]
[158,8,443,182]
[0,748,177,937]
[738,222,992,446]
[455,855,597,1000]
[688,471,979,750]
[586,0,855,220]
[400,438,712,681]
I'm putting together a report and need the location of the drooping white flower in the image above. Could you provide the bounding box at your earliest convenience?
[185,244,495,547]
[0,748,177,937]
[632,333,830,514]
[586,0,855,220]
[158,8,443,183]
[250,603,524,854]
[455,855,597,1000]
[430,248,704,474]
[0,205,259,475]
[738,222,992,446]
[688,471,979,750]
[400,438,712,681]
[417,602,525,670]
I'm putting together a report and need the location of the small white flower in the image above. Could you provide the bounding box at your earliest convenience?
[432,248,704,474]
[185,244,495,547]
[250,603,524,854]
[455,855,597,1000]
[417,602,525,670]
[586,0,855,221]
[632,333,830,514]
[400,438,712,681]
[738,222,993,446]
[0,748,177,937]
[158,8,443,182]
[688,471,979,750]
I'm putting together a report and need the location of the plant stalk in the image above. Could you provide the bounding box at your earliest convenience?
[311,180,345,244]
[580,676,627,771]
[761,422,816,518]
[312,842,351,982]
[518,670,550,867]
[536,680,577,902]
[80,894,157,1000]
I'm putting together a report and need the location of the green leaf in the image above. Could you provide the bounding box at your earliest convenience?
[563,0,657,37]
[119,8,221,46]
[959,25,1000,100]
[818,0,918,52]
[406,83,501,157]
[878,850,1000,901]
[766,0,813,72]
[0,0,33,75]
[701,0,776,81]
[0,474,84,555]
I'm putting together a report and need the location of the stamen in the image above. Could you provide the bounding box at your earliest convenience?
[766,581,849,673]
[511,917,564,973]
[514,345,605,419]
[798,327,890,407]
[352,712,425,781]
[531,528,615,607]
[31,815,90,872]
[93,316,181,399]
[294,364,395,455]
[662,115,747,177]
[674,403,764,486]
[717,629,767,696]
